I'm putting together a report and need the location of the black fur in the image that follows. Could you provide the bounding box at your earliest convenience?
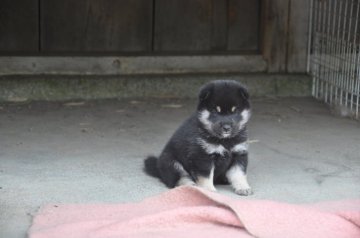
[144,80,252,194]
[144,156,160,178]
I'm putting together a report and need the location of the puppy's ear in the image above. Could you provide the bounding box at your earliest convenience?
[238,86,249,101]
[199,83,214,102]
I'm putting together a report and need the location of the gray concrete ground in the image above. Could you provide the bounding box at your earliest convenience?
[0,97,359,238]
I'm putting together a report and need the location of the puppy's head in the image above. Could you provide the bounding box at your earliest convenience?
[197,80,251,138]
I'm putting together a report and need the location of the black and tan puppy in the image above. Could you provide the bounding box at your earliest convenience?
[144,80,252,195]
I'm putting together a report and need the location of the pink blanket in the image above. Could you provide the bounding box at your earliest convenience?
[29,186,360,238]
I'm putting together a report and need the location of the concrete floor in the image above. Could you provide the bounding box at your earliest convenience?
[0,97,359,238]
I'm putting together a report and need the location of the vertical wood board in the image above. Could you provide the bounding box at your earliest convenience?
[154,0,212,52]
[41,0,153,52]
[287,0,310,73]
[228,0,260,51]
[261,0,290,72]
[0,0,39,53]
[211,0,228,51]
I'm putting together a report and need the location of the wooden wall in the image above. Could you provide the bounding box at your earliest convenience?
[262,0,310,73]
[41,0,153,52]
[0,0,310,73]
[154,0,260,52]
[0,0,260,54]
[0,0,39,53]
[287,0,311,73]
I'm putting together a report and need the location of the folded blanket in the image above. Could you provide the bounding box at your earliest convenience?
[29,186,360,238]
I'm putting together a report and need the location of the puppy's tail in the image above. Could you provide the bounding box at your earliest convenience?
[144,156,160,178]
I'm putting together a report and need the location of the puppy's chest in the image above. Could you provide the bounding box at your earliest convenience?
[197,138,248,159]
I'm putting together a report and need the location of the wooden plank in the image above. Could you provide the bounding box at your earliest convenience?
[0,0,39,53]
[211,0,228,51]
[154,0,212,52]
[261,0,290,72]
[41,0,153,53]
[287,0,310,73]
[0,55,267,75]
[228,0,260,51]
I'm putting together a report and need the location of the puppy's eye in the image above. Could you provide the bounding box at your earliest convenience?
[231,106,237,112]
[216,106,221,113]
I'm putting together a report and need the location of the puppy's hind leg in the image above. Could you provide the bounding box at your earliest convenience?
[157,154,195,188]
[195,162,217,192]
[173,162,196,187]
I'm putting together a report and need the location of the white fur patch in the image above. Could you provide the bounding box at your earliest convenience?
[196,164,216,192]
[177,177,196,186]
[198,110,213,132]
[174,161,196,186]
[231,142,249,154]
[197,138,227,156]
[173,161,187,176]
[221,132,231,138]
[239,109,251,130]
[226,164,251,191]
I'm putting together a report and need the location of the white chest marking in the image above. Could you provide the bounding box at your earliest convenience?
[198,139,249,156]
[197,138,227,156]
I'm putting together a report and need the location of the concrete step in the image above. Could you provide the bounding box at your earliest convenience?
[0,73,311,102]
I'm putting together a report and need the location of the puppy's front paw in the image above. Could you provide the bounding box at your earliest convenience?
[198,184,217,192]
[196,176,217,192]
[234,187,253,196]
[177,176,196,187]
[207,185,217,192]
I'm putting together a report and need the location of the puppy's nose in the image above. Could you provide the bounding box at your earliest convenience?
[222,124,231,132]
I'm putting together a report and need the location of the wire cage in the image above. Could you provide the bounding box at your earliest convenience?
[308,0,360,119]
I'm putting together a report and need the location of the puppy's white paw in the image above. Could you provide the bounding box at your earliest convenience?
[207,185,217,192]
[234,187,253,196]
[198,183,217,192]
[177,177,196,187]
[204,185,217,192]
[196,173,217,192]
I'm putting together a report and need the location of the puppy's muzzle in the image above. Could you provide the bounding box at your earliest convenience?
[221,124,232,133]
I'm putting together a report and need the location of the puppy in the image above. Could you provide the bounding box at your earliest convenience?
[144,80,252,195]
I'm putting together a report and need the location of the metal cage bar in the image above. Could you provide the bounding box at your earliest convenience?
[309,0,360,119]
